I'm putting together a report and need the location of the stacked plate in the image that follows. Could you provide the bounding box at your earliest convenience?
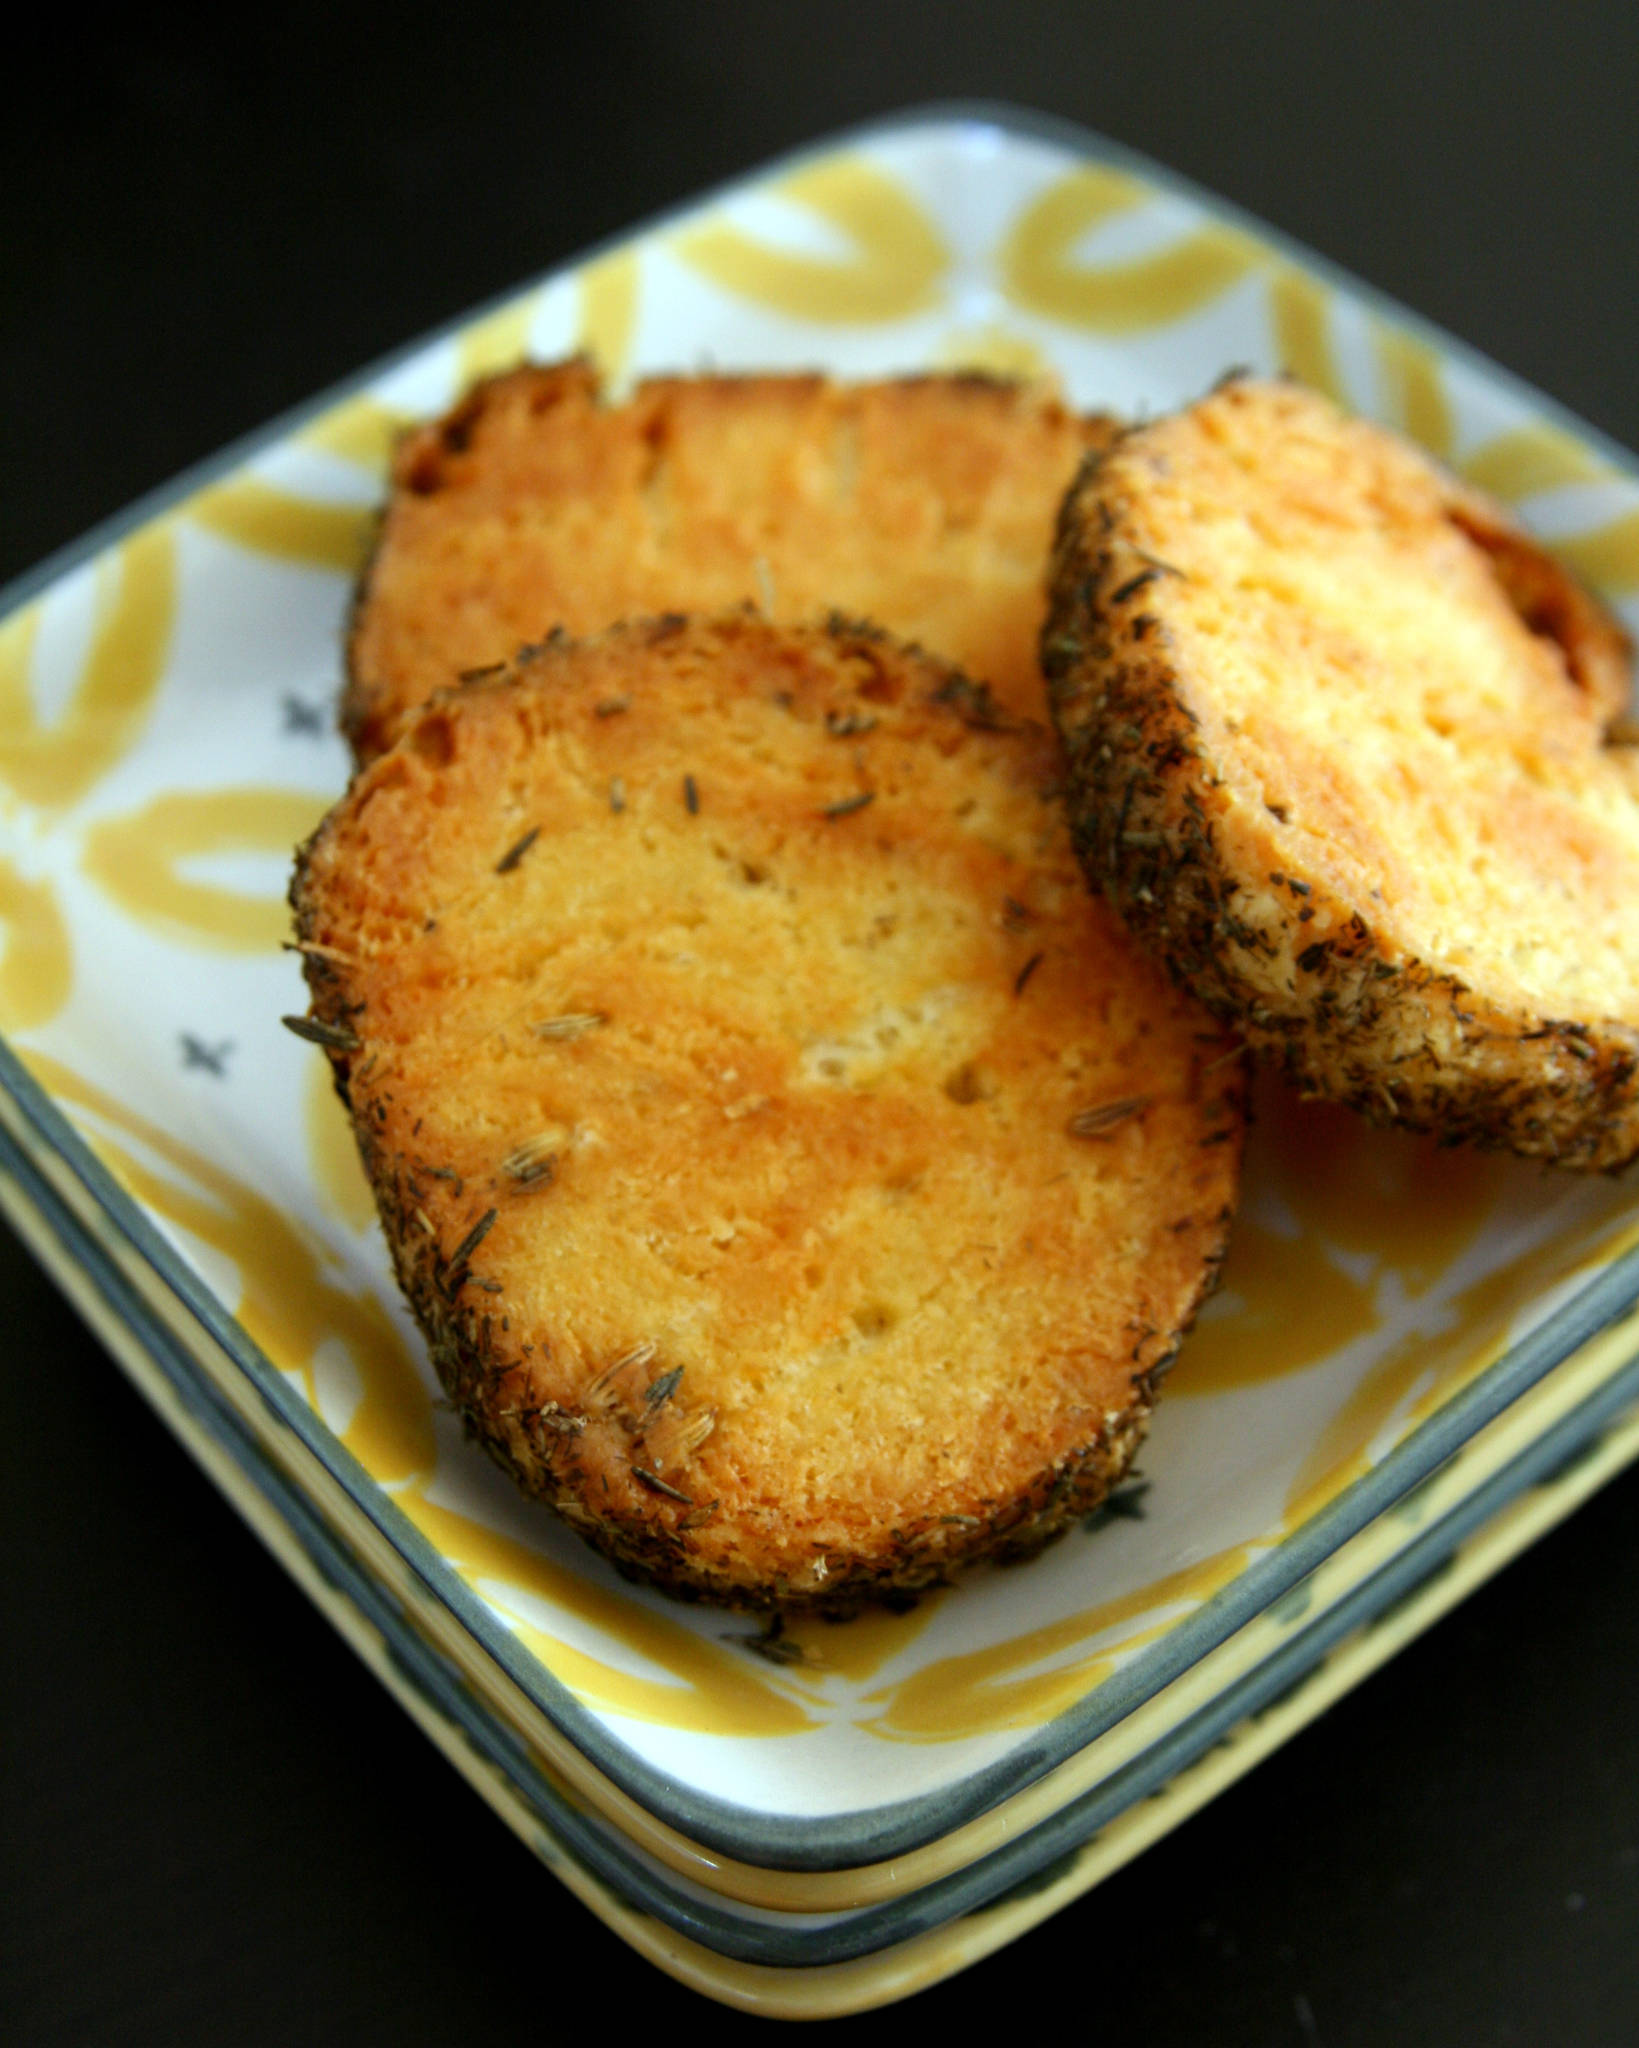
[4,108,1639,2018]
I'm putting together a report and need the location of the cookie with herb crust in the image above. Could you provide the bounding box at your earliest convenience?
[344,356,1114,760]
[1044,375,1639,1170]
[292,613,1244,1611]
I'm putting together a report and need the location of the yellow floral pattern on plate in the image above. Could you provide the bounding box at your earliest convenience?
[83,789,331,951]
[0,527,176,810]
[674,158,948,321]
[1000,165,1265,331]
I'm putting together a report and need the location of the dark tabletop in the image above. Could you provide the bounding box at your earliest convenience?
[7,7,1639,2043]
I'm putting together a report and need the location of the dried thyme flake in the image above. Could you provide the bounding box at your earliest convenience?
[594,694,632,718]
[933,673,1015,731]
[501,1138,559,1187]
[1014,951,1045,997]
[672,1408,717,1457]
[539,1404,586,1436]
[609,776,626,813]
[752,555,777,613]
[1110,566,1162,605]
[532,1011,606,1041]
[281,1014,360,1051]
[585,1339,657,1402]
[495,825,541,874]
[1133,546,1187,581]
[501,1398,585,1437]
[286,939,359,968]
[644,1366,684,1410]
[446,1208,499,1272]
[821,790,875,820]
[683,773,700,815]
[1067,1095,1150,1140]
[632,1465,694,1505]
[825,708,878,738]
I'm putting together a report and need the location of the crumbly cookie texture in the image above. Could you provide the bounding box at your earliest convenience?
[345,357,1114,759]
[1044,375,1639,1171]
[294,614,1244,1610]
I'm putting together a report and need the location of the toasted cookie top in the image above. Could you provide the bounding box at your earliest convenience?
[345,358,1114,759]
[1045,376,1639,1170]
[295,615,1243,1608]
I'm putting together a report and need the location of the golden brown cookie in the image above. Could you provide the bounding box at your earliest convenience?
[293,614,1244,1609]
[344,358,1114,759]
[1044,376,1639,1170]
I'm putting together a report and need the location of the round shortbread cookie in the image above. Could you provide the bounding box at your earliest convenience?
[294,614,1244,1610]
[344,358,1114,760]
[1045,377,1639,1171]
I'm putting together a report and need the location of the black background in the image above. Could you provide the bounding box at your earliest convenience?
[7,6,1639,2042]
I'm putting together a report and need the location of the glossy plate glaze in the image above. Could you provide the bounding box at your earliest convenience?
[4,106,1639,1916]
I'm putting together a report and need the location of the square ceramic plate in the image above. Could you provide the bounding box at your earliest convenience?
[6,102,1639,1937]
